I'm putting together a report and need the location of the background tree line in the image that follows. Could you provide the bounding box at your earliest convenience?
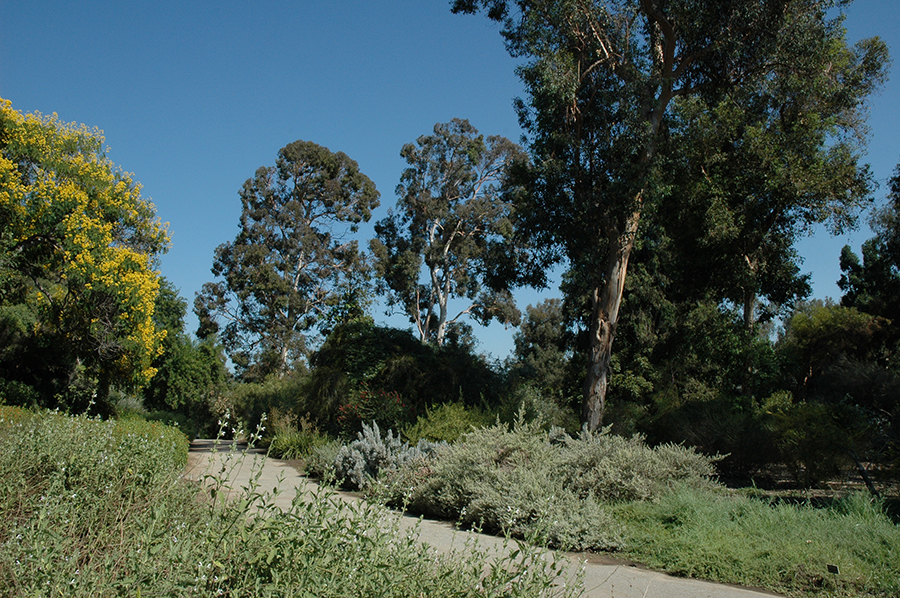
[1,0,897,488]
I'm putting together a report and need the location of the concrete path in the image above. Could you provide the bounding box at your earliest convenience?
[186,440,782,598]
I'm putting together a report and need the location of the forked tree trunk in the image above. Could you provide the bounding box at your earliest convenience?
[582,210,641,431]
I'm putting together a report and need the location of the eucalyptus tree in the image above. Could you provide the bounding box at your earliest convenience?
[370,119,537,346]
[454,0,886,430]
[195,141,379,379]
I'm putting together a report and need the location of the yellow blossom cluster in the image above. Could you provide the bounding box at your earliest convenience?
[0,97,170,388]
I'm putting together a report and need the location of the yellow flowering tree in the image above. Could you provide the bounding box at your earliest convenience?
[0,97,169,413]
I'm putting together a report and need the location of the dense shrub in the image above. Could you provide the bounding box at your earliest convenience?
[332,422,445,490]
[306,322,503,433]
[402,401,494,444]
[224,372,306,436]
[375,418,718,551]
[0,409,578,598]
[336,388,415,438]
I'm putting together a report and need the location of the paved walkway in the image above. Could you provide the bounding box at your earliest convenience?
[186,440,782,598]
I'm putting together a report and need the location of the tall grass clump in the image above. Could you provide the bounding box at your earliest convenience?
[0,408,580,597]
[616,487,900,597]
[265,409,330,460]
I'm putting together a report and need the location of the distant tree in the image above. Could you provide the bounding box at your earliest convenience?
[454,0,887,430]
[370,119,537,346]
[511,298,574,397]
[840,164,900,330]
[143,278,228,428]
[0,98,169,413]
[195,140,379,380]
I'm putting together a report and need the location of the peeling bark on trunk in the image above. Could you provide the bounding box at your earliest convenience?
[582,209,641,431]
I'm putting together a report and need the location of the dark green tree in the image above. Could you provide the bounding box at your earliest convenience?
[370,119,536,346]
[663,20,886,332]
[511,298,573,394]
[195,141,379,380]
[143,279,228,429]
[840,164,900,330]
[454,0,886,430]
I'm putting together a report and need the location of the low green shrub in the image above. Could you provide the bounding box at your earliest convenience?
[266,410,330,460]
[402,401,494,444]
[0,409,577,597]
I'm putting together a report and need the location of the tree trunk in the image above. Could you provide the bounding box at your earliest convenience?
[582,210,641,431]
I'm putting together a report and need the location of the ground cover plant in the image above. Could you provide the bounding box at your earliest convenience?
[322,414,900,597]
[615,488,900,597]
[0,407,580,597]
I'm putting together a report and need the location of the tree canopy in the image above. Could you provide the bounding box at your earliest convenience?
[370,119,537,346]
[0,97,169,413]
[454,0,888,430]
[195,140,379,380]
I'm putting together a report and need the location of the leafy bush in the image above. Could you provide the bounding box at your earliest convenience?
[304,438,343,480]
[402,401,494,444]
[224,372,307,436]
[332,421,445,490]
[379,418,717,551]
[498,384,580,433]
[0,409,575,597]
[768,401,851,487]
[336,388,415,438]
[306,321,504,431]
[266,410,330,460]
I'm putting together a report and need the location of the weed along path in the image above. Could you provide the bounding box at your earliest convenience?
[185,441,782,598]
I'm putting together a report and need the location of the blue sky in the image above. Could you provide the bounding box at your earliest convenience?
[2,0,898,360]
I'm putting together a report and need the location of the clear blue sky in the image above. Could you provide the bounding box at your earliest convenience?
[2,0,898,359]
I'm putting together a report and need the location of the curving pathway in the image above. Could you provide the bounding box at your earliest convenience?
[186,440,782,598]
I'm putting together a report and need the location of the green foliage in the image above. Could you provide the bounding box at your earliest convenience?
[403,401,494,444]
[371,118,536,346]
[143,278,228,435]
[195,139,379,379]
[767,401,852,488]
[224,371,307,438]
[0,410,575,597]
[306,321,503,432]
[499,384,579,433]
[336,388,414,438]
[380,418,717,551]
[265,410,330,460]
[616,488,900,597]
[332,422,446,490]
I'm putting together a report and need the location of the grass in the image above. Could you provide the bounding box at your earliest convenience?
[0,407,580,597]
[324,416,900,598]
[612,486,900,597]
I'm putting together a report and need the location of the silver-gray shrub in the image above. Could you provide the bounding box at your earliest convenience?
[332,421,446,490]
[382,418,719,551]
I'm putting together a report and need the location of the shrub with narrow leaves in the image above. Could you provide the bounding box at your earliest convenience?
[332,421,445,490]
[381,417,718,551]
